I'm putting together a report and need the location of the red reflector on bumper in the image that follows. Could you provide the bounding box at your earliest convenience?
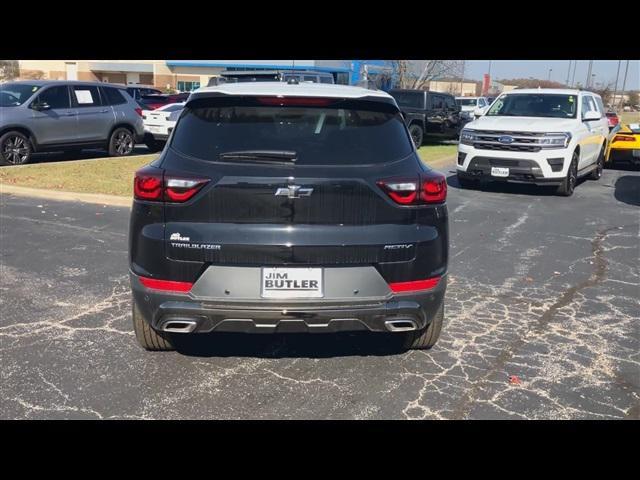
[389,276,441,293]
[138,276,193,293]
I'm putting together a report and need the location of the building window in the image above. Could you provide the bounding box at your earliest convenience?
[336,72,349,85]
[177,81,201,92]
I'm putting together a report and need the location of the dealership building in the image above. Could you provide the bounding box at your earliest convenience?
[15,60,391,91]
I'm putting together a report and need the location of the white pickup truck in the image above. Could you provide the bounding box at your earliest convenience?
[456,88,609,196]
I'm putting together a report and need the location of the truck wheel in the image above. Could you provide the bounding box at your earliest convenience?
[108,127,135,157]
[556,151,578,196]
[409,124,424,147]
[402,301,444,350]
[0,131,32,165]
[589,145,605,180]
[132,301,174,351]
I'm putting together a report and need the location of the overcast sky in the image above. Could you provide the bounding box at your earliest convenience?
[463,60,639,88]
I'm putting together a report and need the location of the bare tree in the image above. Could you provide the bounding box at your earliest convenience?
[387,60,464,89]
[0,60,19,82]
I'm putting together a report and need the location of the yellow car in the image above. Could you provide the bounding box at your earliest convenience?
[605,122,640,167]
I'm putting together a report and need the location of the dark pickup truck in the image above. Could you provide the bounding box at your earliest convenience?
[388,89,462,146]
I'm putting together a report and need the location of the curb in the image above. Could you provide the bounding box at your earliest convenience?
[1,184,132,207]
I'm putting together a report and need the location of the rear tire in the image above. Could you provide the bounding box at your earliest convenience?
[401,301,444,350]
[0,131,32,165]
[132,301,174,351]
[409,124,424,148]
[556,151,579,196]
[589,145,605,180]
[145,139,164,153]
[108,127,135,157]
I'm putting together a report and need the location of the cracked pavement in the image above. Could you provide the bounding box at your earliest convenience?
[1,161,638,419]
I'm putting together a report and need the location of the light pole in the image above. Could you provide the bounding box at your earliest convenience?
[566,60,572,86]
[548,68,553,81]
[571,60,577,87]
[619,60,630,110]
[611,60,621,109]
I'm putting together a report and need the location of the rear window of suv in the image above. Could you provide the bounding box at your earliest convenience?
[170,97,413,166]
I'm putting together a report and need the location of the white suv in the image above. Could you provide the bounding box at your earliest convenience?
[456,89,609,196]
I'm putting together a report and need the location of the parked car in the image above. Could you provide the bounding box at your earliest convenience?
[456,96,490,123]
[210,70,335,87]
[456,88,609,196]
[388,89,462,146]
[129,82,449,352]
[605,122,640,167]
[142,102,185,151]
[140,93,190,110]
[126,85,163,102]
[0,80,144,165]
[605,111,620,130]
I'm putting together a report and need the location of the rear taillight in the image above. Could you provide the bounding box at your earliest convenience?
[389,276,441,293]
[138,276,193,293]
[377,173,447,205]
[134,167,163,200]
[613,135,635,142]
[135,107,143,117]
[133,166,210,203]
[164,177,210,202]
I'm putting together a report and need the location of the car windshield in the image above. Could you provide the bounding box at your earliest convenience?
[171,98,413,166]
[389,91,424,109]
[486,93,577,118]
[456,98,477,106]
[0,84,41,107]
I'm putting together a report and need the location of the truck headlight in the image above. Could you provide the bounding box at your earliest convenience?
[540,132,572,148]
[460,129,476,145]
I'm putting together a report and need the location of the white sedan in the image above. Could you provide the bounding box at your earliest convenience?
[142,102,185,151]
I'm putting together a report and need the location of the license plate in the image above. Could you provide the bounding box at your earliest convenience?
[261,267,323,299]
[148,126,164,133]
[632,150,640,158]
[491,167,509,177]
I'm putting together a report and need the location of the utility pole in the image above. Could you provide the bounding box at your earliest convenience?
[459,60,465,96]
[619,60,630,110]
[585,60,593,88]
[548,68,553,81]
[571,60,578,87]
[611,60,621,109]
[566,60,572,86]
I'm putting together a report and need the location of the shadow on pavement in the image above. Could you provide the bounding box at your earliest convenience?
[614,175,640,207]
[30,145,150,164]
[170,331,408,359]
[445,172,584,197]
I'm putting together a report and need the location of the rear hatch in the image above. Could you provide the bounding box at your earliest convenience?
[153,94,447,279]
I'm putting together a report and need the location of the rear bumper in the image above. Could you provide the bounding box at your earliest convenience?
[130,270,447,334]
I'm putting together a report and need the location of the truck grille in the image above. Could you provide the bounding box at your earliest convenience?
[472,130,559,152]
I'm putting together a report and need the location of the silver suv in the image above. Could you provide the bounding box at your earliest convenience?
[0,80,145,165]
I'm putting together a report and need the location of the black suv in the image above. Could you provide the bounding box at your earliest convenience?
[129,83,449,352]
[388,89,462,146]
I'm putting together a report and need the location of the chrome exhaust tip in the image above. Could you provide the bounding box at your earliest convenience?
[384,318,418,332]
[161,319,197,333]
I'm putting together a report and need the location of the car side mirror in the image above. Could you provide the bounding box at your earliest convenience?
[583,110,601,122]
[31,101,51,111]
[473,107,486,118]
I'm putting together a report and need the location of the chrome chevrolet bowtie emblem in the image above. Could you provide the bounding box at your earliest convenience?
[275,185,314,198]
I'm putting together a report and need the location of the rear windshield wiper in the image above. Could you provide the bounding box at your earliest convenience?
[218,150,297,164]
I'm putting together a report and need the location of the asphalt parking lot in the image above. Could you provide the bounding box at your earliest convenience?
[0,159,638,419]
